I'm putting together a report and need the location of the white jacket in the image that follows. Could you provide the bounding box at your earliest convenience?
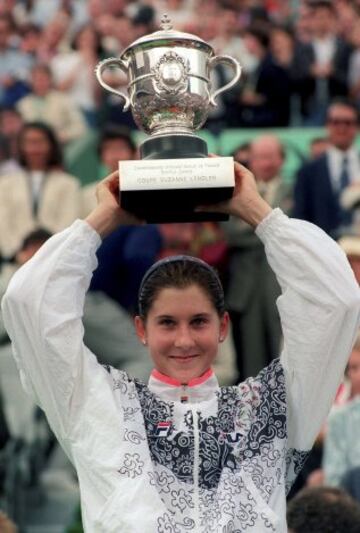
[2,208,360,532]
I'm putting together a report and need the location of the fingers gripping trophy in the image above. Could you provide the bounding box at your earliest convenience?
[95,14,242,222]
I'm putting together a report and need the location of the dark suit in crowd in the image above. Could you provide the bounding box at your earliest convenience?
[294,154,342,236]
[294,153,354,237]
[292,39,352,123]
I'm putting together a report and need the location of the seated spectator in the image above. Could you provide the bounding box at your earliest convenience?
[287,486,360,533]
[17,64,87,144]
[51,24,104,128]
[235,23,291,127]
[35,10,71,64]
[292,1,352,126]
[232,142,251,168]
[294,100,360,237]
[0,122,80,259]
[81,125,137,215]
[0,14,33,107]
[0,106,23,167]
[323,332,360,487]
[348,17,360,113]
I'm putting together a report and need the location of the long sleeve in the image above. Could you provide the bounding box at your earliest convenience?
[1,219,115,449]
[256,208,360,451]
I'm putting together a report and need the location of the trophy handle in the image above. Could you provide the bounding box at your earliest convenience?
[95,57,131,111]
[208,55,241,107]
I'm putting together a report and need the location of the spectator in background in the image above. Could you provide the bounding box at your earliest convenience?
[347,17,360,112]
[334,0,360,40]
[0,107,24,166]
[322,335,360,487]
[223,134,293,381]
[0,122,80,259]
[18,23,42,59]
[295,1,313,44]
[0,106,23,174]
[51,24,104,127]
[232,142,251,167]
[35,11,71,64]
[294,100,360,237]
[293,0,352,125]
[236,23,291,127]
[81,125,137,214]
[16,64,86,144]
[210,6,257,74]
[0,14,32,107]
[287,486,360,533]
[270,24,295,71]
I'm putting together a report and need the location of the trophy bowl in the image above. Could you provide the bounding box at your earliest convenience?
[95,15,242,221]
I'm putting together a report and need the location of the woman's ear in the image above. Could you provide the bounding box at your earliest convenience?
[219,311,230,342]
[134,315,147,345]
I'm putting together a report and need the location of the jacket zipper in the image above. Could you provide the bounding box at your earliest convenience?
[192,408,200,531]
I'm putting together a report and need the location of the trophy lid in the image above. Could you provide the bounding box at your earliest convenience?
[121,14,212,56]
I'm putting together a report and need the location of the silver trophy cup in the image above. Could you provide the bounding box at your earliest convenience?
[95,14,241,221]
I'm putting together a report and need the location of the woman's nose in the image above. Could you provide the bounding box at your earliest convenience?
[174,325,195,349]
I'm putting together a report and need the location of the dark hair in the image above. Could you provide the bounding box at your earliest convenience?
[132,5,155,27]
[245,23,270,49]
[326,98,360,123]
[307,0,335,12]
[18,122,63,169]
[98,124,136,156]
[20,228,52,251]
[137,255,225,319]
[287,486,360,533]
[71,24,103,56]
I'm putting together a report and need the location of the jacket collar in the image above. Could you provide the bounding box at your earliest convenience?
[148,368,219,404]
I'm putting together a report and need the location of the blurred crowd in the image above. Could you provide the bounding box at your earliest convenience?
[2,0,360,532]
[2,0,360,130]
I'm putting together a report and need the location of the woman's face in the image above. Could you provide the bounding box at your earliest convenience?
[135,284,229,383]
[21,128,51,168]
[76,26,97,50]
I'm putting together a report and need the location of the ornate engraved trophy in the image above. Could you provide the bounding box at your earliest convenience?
[95,14,241,222]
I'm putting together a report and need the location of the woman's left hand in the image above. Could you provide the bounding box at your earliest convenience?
[196,158,272,227]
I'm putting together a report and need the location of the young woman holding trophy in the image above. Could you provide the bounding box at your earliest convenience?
[2,160,359,532]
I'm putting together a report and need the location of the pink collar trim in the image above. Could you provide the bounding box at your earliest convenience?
[151,368,214,387]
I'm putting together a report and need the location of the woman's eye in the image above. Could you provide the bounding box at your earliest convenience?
[191,317,207,326]
[159,319,175,327]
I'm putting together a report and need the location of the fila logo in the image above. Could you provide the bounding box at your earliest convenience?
[155,421,172,437]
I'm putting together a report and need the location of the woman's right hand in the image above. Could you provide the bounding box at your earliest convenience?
[85,171,143,238]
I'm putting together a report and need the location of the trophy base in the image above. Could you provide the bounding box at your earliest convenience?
[120,136,234,223]
[140,134,208,160]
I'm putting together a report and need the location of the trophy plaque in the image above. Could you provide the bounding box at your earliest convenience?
[95,14,241,223]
